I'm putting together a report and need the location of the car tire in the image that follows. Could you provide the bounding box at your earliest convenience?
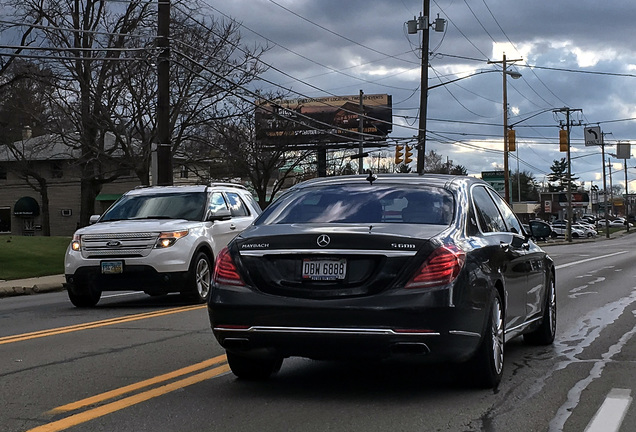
[572,233,579,239]
[550,231,557,239]
[67,282,101,308]
[468,290,504,389]
[524,274,556,345]
[183,251,212,303]
[226,351,283,380]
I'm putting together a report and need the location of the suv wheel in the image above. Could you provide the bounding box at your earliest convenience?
[68,283,101,308]
[184,251,212,303]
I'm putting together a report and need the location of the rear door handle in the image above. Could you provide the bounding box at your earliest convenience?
[230,223,237,230]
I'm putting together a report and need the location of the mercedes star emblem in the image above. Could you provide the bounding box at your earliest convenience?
[316,234,330,247]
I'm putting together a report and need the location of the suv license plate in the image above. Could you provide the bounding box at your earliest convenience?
[302,259,346,280]
[101,261,123,274]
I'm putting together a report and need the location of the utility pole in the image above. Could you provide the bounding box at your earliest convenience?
[608,157,614,215]
[601,132,610,238]
[156,0,172,185]
[502,55,510,203]
[406,2,446,175]
[624,159,630,232]
[416,0,430,175]
[490,55,522,203]
[358,90,364,174]
[554,107,582,242]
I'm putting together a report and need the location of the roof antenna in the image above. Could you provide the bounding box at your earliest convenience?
[365,169,377,184]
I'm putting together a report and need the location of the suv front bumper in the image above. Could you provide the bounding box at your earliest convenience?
[66,265,190,294]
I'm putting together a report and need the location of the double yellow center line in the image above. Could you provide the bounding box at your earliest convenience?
[0,304,205,345]
[29,355,230,432]
[3,305,228,431]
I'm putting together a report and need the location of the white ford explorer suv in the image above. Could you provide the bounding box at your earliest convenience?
[64,183,261,307]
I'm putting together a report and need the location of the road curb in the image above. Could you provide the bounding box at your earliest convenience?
[0,277,66,298]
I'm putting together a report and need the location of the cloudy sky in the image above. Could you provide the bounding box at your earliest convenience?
[201,0,636,190]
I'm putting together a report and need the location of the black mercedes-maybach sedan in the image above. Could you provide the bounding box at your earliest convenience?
[208,174,556,388]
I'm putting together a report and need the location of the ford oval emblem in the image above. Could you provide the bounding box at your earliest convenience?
[316,234,330,248]
[106,240,122,247]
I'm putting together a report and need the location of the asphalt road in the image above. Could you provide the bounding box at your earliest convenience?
[1,236,635,431]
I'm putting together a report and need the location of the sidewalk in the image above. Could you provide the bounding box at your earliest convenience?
[0,274,66,298]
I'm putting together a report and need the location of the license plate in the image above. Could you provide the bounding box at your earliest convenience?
[101,261,123,274]
[302,259,346,280]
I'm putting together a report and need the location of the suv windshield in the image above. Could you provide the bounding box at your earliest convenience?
[100,192,207,222]
[256,185,454,225]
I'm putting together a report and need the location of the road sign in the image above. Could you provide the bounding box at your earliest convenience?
[584,126,602,146]
[617,142,631,159]
[481,171,509,195]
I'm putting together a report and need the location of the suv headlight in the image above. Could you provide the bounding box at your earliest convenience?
[155,230,189,248]
[71,234,81,251]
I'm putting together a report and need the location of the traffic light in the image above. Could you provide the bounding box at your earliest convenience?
[395,144,404,164]
[507,129,516,152]
[404,145,414,164]
[559,129,568,152]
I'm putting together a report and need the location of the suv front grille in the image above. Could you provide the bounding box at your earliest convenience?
[81,232,159,258]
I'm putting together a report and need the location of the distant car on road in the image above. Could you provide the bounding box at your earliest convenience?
[65,183,260,307]
[208,174,556,389]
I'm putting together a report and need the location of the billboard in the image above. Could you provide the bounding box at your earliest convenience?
[255,94,392,147]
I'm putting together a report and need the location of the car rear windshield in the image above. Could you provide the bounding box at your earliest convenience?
[256,185,454,225]
[100,192,207,222]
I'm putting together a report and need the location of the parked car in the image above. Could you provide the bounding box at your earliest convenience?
[571,223,597,238]
[597,219,633,228]
[208,174,556,389]
[65,183,261,307]
[550,221,586,238]
[525,220,553,241]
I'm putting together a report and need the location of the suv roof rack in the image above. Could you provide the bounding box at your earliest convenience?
[207,182,247,190]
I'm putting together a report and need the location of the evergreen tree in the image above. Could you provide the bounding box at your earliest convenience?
[547,158,579,192]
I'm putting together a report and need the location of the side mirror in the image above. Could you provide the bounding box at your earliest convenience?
[89,215,101,224]
[528,220,552,240]
[207,207,232,221]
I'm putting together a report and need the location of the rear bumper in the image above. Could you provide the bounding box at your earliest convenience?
[208,287,488,363]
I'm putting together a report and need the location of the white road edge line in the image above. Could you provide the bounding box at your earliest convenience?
[584,388,632,432]
[102,291,144,299]
[555,251,628,270]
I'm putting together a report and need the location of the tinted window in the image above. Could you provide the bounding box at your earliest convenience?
[208,192,228,214]
[226,192,248,217]
[255,185,454,225]
[487,189,523,234]
[101,192,206,221]
[472,186,507,233]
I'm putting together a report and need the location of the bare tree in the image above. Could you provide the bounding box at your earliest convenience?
[0,60,59,235]
[4,0,159,225]
[182,98,315,208]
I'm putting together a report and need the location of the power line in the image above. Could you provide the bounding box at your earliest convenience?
[265,0,419,66]
[197,4,419,92]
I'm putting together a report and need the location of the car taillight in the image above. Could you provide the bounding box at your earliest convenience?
[213,247,245,286]
[405,245,465,289]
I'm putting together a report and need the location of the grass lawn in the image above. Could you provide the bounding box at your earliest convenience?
[0,236,70,280]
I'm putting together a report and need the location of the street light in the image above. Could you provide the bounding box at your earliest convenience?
[426,66,520,192]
